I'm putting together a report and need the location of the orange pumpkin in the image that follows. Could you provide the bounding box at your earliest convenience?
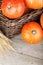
[21,22,42,44]
[42,30,43,37]
[1,0,25,19]
[40,14,43,28]
[25,0,43,9]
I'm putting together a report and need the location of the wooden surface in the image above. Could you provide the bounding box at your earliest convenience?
[11,34,43,65]
[12,35,43,60]
[0,32,43,65]
[0,49,43,65]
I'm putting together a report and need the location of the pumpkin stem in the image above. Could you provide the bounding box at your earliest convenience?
[32,30,36,35]
[7,4,11,9]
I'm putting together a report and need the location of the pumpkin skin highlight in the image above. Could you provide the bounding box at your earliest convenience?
[21,22,42,44]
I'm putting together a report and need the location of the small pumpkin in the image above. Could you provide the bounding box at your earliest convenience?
[21,22,42,44]
[40,13,43,28]
[25,0,43,9]
[42,30,43,37]
[1,0,25,19]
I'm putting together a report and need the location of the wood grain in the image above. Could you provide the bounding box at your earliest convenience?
[12,35,43,60]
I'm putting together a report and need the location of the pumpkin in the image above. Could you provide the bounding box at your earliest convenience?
[21,22,42,44]
[25,0,43,9]
[40,13,43,28]
[42,30,43,37]
[1,0,25,19]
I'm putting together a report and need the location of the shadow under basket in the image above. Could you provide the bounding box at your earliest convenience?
[0,8,43,38]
